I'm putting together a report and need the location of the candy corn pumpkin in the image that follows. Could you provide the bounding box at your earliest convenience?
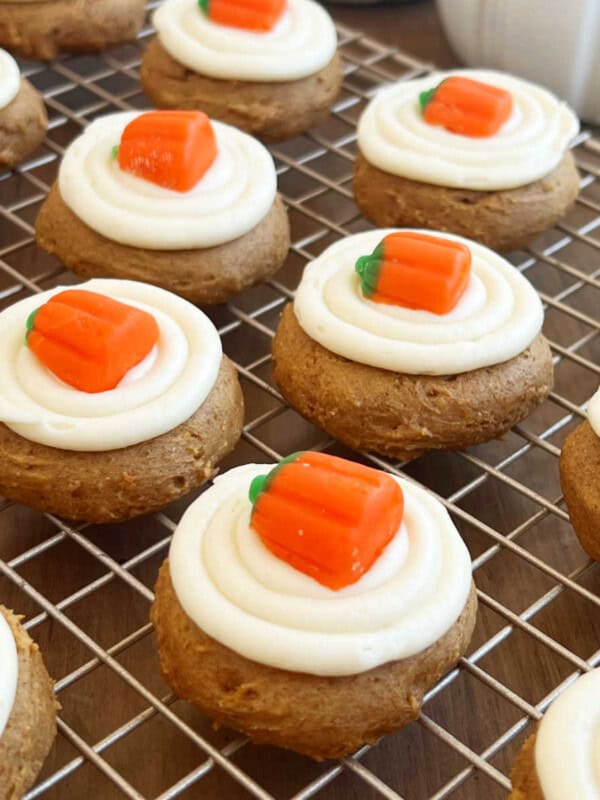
[355,231,472,315]
[26,290,160,394]
[419,76,513,138]
[249,452,404,590]
[199,0,286,32]
[117,111,217,193]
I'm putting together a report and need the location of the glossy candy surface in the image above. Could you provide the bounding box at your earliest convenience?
[420,76,513,138]
[249,451,404,590]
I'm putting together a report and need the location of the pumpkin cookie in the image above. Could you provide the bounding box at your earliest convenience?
[0,606,58,800]
[0,48,46,167]
[152,454,477,759]
[272,229,553,460]
[0,0,145,60]
[140,0,343,142]
[36,111,290,305]
[354,70,580,252]
[508,669,600,799]
[0,278,244,522]
[559,387,600,562]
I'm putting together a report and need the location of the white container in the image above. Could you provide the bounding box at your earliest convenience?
[436,0,600,123]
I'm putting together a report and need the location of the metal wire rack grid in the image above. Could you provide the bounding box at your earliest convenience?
[0,4,599,799]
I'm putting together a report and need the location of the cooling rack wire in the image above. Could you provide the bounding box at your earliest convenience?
[0,3,599,799]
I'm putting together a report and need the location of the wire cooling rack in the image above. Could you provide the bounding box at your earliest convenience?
[0,4,599,799]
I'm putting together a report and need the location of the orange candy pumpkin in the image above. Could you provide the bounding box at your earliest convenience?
[420,76,513,138]
[199,0,286,32]
[355,231,472,315]
[117,111,217,193]
[249,452,404,591]
[26,290,160,394]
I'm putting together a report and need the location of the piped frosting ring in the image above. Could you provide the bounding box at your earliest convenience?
[153,0,337,82]
[0,279,222,452]
[293,229,544,376]
[535,669,600,800]
[0,48,20,111]
[588,387,600,438]
[58,112,277,250]
[168,464,473,677]
[0,611,18,738]
[357,69,579,191]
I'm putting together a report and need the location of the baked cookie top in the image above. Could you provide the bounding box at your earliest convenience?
[357,69,579,191]
[168,454,472,676]
[0,48,20,110]
[0,278,222,451]
[153,0,337,82]
[588,386,600,438]
[535,669,600,799]
[0,608,18,738]
[293,229,543,376]
[58,111,277,250]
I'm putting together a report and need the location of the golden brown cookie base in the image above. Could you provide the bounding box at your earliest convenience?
[508,733,544,799]
[0,78,47,168]
[35,184,291,305]
[0,606,58,800]
[151,562,477,760]
[353,151,580,252]
[0,0,146,60]
[272,304,554,461]
[0,356,244,523]
[140,37,344,142]
[559,420,600,562]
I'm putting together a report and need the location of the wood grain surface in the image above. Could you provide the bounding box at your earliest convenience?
[1,3,599,799]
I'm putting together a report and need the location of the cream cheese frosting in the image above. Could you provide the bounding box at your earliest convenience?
[293,229,543,376]
[0,48,20,111]
[357,69,579,191]
[153,0,337,82]
[535,669,600,800]
[588,387,600,438]
[0,611,18,738]
[58,112,277,250]
[168,463,473,677]
[0,279,222,452]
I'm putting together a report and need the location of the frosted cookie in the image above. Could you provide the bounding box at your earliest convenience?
[0,278,244,522]
[559,387,600,562]
[354,70,580,252]
[0,48,46,167]
[36,110,290,305]
[151,452,477,759]
[272,229,553,460]
[140,0,343,142]
[0,606,58,800]
[0,0,145,60]
[508,669,600,799]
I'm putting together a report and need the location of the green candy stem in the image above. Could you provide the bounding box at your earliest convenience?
[249,475,268,504]
[355,240,385,297]
[111,145,119,159]
[419,79,448,113]
[25,307,40,345]
[248,451,304,507]
[198,0,210,14]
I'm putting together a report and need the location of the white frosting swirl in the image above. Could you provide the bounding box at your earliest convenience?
[169,463,473,677]
[0,279,222,452]
[293,229,543,376]
[58,112,277,250]
[153,0,337,82]
[0,48,19,111]
[588,387,600,438]
[0,611,18,739]
[535,669,600,800]
[357,69,579,190]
